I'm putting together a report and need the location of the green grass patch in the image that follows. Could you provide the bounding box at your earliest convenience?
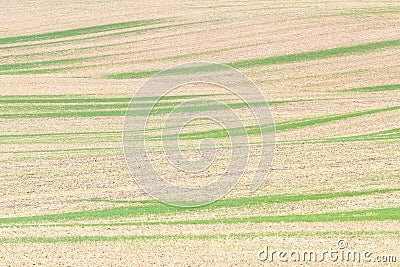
[0,103,129,112]
[0,54,110,72]
[0,19,168,45]
[103,39,400,79]
[3,38,399,76]
[275,106,400,131]
[0,20,217,51]
[0,94,216,104]
[0,110,127,119]
[171,106,400,140]
[171,207,400,225]
[228,39,400,68]
[0,147,119,155]
[0,99,287,119]
[0,188,397,226]
[103,70,159,79]
[1,230,399,243]
[0,101,199,113]
[282,128,400,145]
[102,63,227,79]
[0,66,90,75]
[0,131,120,145]
[0,131,118,140]
[343,84,400,92]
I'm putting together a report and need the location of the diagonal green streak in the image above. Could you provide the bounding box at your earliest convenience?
[103,39,400,79]
[0,19,168,45]
[0,188,397,225]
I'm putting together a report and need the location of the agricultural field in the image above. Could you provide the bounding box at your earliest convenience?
[0,0,400,266]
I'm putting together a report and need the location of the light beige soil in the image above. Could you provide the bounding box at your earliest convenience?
[0,237,398,266]
[1,0,400,266]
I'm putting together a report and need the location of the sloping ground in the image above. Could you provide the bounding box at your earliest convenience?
[0,0,399,266]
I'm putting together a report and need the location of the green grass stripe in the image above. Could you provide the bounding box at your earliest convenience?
[104,39,400,79]
[0,101,191,112]
[343,84,400,92]
[1,207,399,229]
[0,20,218,51]
[168,207,400,226]
[0,103,130,112]
[275,105,400,131]
[1,41,247,73]
[0,188,397,225]
[0,66,90,75]
[0,105,397,143]
[2,36,223,72]
[0,56,109,72]
[87,188,399,209]
[102,64,231,79]
[0,147,119,155]
[102,69,206,80]
[0,94,214,104]
[0,94,96,99]
[3,38,399,76]
[104,61,241,79]
[228,39,400,68]
[0,131,118,140]
[0,99,299,113]
[0,21,218,58]
[0,100,289,119]
[0,101,266,115]
[0,132,120,146]
[0,19,168,45]
[0,110,126,119]
[282,128,400,145]
[59,207,400,227]
[1,106,397,145]
[1,230,399,244]
[103,70,160,79]
[172,106,400,140]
